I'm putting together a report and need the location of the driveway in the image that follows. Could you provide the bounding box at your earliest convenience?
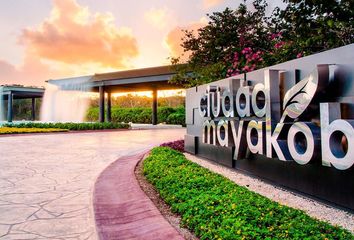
[0,129,185,239]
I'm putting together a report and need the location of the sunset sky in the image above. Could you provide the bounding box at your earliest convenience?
[0,0,283,87]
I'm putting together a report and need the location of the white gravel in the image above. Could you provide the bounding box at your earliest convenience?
[184,153,354,233]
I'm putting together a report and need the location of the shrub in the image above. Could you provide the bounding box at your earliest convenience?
[3,122,129,131]
[86,107,99,122]
[166,113,185,126]
[143,147,353,240]
[160,140,184,152]
[157,107,175,122]
[86,107,185,125]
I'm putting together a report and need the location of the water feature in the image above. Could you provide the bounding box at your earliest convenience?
[40,76,93,122]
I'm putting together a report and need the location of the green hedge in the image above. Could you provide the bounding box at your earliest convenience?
[143,147,353,240]
[4,122,129,130]
[86,107,185,125]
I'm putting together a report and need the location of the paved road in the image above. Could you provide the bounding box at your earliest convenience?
[0,129,185,239]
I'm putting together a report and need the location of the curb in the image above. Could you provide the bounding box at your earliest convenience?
[93,153,184,240]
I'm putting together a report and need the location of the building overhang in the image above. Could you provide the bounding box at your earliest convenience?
[0,85,45,100]
[47,65,184,93]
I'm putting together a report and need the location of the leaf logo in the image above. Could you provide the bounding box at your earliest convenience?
[280,68,319,123]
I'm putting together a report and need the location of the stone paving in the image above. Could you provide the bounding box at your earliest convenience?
[0,129,185,239]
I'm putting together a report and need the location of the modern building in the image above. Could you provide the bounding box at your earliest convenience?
[0,85,45,122]
[48,65,182,124]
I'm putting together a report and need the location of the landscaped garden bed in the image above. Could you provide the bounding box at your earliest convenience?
[0,127,68,134]
[143,147,353,239]
[3,122,130,131]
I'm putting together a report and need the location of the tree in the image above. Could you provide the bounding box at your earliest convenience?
[170,0,271,87]
[272,0,354,59]
[170,0,354,88]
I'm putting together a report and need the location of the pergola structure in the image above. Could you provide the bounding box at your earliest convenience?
[48,65,182,124]
[0,85,45,122]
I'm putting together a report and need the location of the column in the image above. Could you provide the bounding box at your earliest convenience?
[99,86,105,122]
[152,89,158,125]
[106,91,112,122]
[31,98,36,121]
[7,92,13,122]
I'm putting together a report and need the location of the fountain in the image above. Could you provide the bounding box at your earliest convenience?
[40,76,93,122]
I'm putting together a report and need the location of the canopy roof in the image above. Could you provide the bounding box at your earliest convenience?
[47,65,182,93]
[0,85,45,100]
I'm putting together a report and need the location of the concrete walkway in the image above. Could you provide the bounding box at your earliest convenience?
[94,154,183,240]
[0,129,184,239]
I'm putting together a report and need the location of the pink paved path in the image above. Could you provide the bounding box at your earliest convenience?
[93,153,184,240]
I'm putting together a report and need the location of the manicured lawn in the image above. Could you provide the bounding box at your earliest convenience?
[0,127,68,134]
[143,147,353,240]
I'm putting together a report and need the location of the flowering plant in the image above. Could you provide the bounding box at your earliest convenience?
[226,47,264,77]
[160,139,185,152]
[226,31,303,77]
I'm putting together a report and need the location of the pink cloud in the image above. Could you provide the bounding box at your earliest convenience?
[165,21,205,62]
[1,0,141,86]
[0,54,69,86]
[19,0,139,69]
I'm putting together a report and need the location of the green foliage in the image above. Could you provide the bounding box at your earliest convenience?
[170,63,227,88]
[171,0,354,87]
[89,94,185,108]
[3,98,42,121]
[86,107,185,125]
[143,147,354,240]
[273,0,354,59]
[157,107,175,123]
[0,127,67,134]
[3,122,129,130]
[166,113,185,126]
[170,1,270,87]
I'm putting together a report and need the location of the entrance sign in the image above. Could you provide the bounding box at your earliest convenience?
[185,44,354,210]
[199,66,353,170]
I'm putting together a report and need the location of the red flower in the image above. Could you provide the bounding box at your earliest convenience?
[243,65,250,72]
[241,47,252,54]
[274,41,285,49]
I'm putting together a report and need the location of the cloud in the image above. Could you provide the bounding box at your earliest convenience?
[0,53,69,86]
[164,19,206,62]
[19,0,139,69]
[144,8,172,30]
[203,0,224,8]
